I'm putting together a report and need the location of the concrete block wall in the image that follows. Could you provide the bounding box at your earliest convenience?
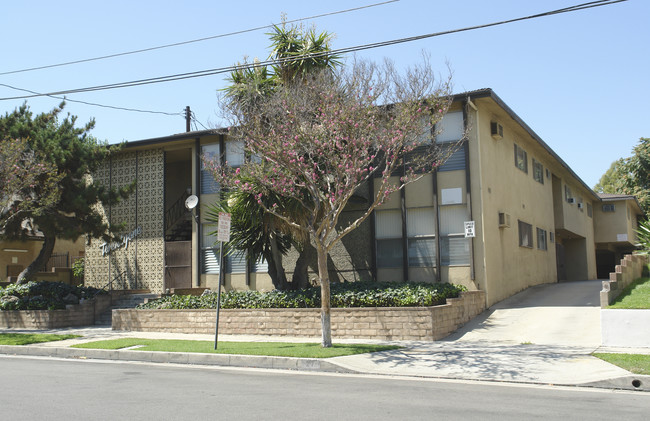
[0,295,112,329]
[600,253,649,308]
[113,291,485,341]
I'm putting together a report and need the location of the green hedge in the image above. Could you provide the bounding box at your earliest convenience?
[0,281,104,311]
[138,281,466,310]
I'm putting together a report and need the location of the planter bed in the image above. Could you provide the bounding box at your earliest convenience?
[113,291,485,341]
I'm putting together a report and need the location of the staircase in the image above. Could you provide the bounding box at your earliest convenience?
[165,217,192,241]
[95,293,161,326]
[164,191,193,242]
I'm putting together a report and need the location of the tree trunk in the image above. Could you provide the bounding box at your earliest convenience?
[291,238,315,290]
[316,243,332,348]
[268,231,288,290]
[17,233,56,284]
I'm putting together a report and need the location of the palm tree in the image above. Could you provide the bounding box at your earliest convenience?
[212,24,340,290]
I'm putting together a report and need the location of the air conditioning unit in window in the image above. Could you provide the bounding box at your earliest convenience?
[498,212,511,228]
[490,121,504,140]
[567,198,575,204]
[577,202,584,209]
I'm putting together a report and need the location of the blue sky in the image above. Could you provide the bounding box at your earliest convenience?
[1,0,647,188]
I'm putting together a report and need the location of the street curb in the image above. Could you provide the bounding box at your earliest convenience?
[580,375,650,392]
[2,345,648,392]
[0,345,358,374]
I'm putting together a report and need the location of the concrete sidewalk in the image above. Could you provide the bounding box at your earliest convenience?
[1,280,648,391]
[0,325,647,391]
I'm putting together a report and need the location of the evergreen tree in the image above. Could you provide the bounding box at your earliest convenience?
[594,137,650,217]
[0,103,132,283]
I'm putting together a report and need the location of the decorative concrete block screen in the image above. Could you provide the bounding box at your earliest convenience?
[85,149,165,293]
[113,291,485,341]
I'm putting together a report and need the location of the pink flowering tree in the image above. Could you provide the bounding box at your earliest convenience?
[208,58,459,347]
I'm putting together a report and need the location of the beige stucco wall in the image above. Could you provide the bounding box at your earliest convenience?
[594,200,639,245]
[1,237,84,282]
[1,240,41,281]
[556,179,593,238]
[471,98,558,305]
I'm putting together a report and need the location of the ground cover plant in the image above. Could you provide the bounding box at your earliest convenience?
[0,281,104,311]
[607,277,650,309]
[72,338,400,358]
[137,281,465,310]
[593,353,650,375]
[0,333,79,345]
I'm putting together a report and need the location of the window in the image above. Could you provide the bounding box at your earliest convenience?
[587,203,593,218]
[439,143,466,172]
[251,256,268,273]
[564,185,573,203]
[225,140,245,168]
[202,225,221,274]
[436,111,464,143]
[602,204,616,212]
[414,115,433,145]
[406,207,436,267]
[227,250,248,274]
[440,205,470,265]
[550,231,555,243]
[537,228,547,251]
[201,143,220,194]
[518,220,533,248]
[577,197,584,212]
[376,209,403,268]
[532,159,544,184]
[514,144,528,173]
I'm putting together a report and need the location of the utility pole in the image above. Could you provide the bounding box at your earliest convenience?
[185,106,191,132]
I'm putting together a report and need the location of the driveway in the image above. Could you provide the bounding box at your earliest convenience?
[445,279,603,347]
[333,279,633,385]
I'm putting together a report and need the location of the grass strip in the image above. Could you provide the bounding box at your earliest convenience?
[0,333,80,345]
[72,338,400,358]
[608,277,650,309]
[593,353,650,375]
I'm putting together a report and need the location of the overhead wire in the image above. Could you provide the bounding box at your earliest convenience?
[0,0,399,76]
[0,82,181,116]
[0,0,399,116]
[0,0,627,102]
[190,112,210,131]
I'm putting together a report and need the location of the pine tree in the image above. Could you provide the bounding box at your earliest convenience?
[0,103,133,283]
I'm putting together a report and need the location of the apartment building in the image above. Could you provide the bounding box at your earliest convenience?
[78,89,638,307]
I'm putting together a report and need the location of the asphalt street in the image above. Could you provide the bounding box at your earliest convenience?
[2,356,649,421]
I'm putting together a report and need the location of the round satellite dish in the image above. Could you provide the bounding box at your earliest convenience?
[185,195,199,210]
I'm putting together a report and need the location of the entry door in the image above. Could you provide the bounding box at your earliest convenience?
[555,243,567,282]
[165,241,192,290]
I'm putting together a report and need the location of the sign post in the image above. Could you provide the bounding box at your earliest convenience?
[215,212,231,350]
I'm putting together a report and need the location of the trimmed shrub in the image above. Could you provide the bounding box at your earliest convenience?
[138,281,466,310]
[0,281,104,311]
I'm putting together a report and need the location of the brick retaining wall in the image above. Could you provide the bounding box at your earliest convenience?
[0,295,111,329]
[113,291,485,341]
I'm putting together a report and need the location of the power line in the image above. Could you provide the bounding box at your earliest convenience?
[0,83,181,116]
[0,0,399,76]
[190,112,210,131]
[0,0,627,101]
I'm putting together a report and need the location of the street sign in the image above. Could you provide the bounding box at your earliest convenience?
[217,212,231,242]
[464,221,476,238]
